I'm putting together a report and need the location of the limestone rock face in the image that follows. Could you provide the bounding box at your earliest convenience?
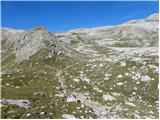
[56,13,158,48]
[1,28,24,57]
[15,27,66,61]
[1,26,67,61]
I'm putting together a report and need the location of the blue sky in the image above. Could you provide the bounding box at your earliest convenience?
[1,1,159,32]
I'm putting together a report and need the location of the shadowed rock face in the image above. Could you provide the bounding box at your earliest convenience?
[1,13,159,119]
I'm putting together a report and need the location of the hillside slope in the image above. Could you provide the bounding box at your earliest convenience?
[1,13,159,119]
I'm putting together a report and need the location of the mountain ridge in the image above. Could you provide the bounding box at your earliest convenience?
[1,13,158,33]
[1,13,159,119]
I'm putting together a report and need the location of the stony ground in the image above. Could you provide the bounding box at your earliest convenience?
[1,45,159,119]
[1,13,159,119]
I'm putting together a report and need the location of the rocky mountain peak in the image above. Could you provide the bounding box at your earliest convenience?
[15,26,66,61]
[146,13,159,21]
[33,26,46,31]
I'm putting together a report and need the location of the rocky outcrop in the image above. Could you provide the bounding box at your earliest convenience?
[1,26,67,61]
[1,28,24,57]
[14,26,67,61]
